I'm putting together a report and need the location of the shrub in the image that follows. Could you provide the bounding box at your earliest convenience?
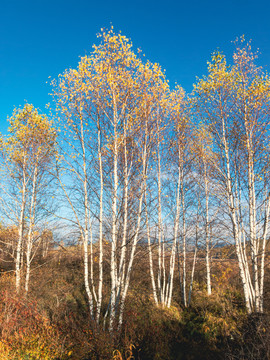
[0,289,70,359]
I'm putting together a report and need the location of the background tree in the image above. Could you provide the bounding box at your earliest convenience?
[0,104,56,293]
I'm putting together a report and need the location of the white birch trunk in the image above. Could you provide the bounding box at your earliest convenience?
[181,164,187,307]
[157,135,163,304]
[204,161,211,296]
[96,124,103,323]
[16,158,27,293]
[166,149,181,308]
[118,176,145,327]
[116,125,129,312]
[259,192,270,312]
[109,93,119,330]
[83,227,94,318]
[80,115,94,318]
[89,221,97,303]
[118,128,148,328]
[145,191,158,304]
[246,130,259,311]
[188,229,198,306]
[25,165,38,293]
[222,117,252,313]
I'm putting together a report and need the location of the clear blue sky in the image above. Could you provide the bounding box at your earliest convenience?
[1,0,270,133]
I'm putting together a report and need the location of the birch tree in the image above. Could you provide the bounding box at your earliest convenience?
[144,86,192,309]
[192,125,217,296]
[0,104,56,293]
[166,88,189,308]
[53,28,170,328]
[170,91,197,308]
[193,41,270,312]
[143,68,173,308]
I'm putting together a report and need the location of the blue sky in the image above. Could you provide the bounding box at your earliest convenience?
[1,0,270,133]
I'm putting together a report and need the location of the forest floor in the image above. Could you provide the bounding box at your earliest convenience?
[0,248,269,359]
